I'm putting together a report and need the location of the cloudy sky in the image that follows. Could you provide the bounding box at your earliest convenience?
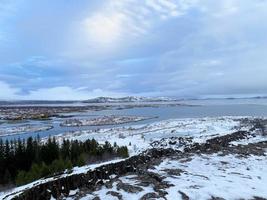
[0,0,267,100]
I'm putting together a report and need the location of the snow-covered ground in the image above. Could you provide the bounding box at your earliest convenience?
[0,159,126,200]
[80,174,160,200]
[149,154,267,200]
[75,153,267,200]
[230,134,267,146]
[53,116,247,156]
[1,116,266,200]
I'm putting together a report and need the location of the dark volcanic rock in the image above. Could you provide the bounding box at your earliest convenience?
[184,131,250,154]
[252,197,267,200]
[209,197,225,200]
[106,191,123,200]
[116,182,143,193]
[164,168,183,176]
[178,191,190,200]
[12,149,176,200]
[140,192,161,200]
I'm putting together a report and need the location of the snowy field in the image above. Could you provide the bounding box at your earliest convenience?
[150,154,267,200]
[76,153,267,200]
[1,116,266,200]
[52,116,247,155]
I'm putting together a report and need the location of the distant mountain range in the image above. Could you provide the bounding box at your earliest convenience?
[82,96,177,103]
[0,96,266,105]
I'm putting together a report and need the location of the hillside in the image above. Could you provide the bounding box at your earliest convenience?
[1,117,267,200]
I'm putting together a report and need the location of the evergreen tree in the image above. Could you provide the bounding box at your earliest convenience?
[0,136,128,186]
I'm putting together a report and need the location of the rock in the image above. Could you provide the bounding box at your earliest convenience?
[164,169,183,176]
[116,182,143,193]
[178,191,189,200]
[137,172,164,188]
[140,192,161,200]
[104,180,113,189]
[136,171,173,198]
[106,191,123,200]
[169,140,177,145]
[210,197,225,200]
[157,189,168,198]
[252,197,267,200]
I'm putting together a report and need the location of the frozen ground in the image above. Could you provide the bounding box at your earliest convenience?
[1,116,266,200]
[150,154,267,200]
[72,152,267,200]
[53,116,247,156]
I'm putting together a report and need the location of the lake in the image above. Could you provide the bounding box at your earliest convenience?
[1,98,267,141]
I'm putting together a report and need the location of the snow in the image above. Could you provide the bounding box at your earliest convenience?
[230,134,267,146]
[149,154,267,200]
[1,116,266,200]
[82,175,158,200]
[64,158,125,177]
[73,151,267,199]
[53,116,243,155]
[0,159,125,200]
[83,96,176,103]
[61,173,161,200]
[68,189,79,196]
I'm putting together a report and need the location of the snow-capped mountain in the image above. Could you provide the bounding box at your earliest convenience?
[83,96,176,103]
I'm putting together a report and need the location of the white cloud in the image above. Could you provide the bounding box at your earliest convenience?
[0,81,21,100]
[25,87,129,100]
[68,0,198,57]
[83,12,124,48]
[79,1,149,53]
[0,81,129,100]
[2,0,267,99]
[146,0,198,17]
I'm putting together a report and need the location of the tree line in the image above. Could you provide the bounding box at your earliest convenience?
[0,136,129,186]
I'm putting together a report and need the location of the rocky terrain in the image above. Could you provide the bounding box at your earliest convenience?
[0,117,266,200]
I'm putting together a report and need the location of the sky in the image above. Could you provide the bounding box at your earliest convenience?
[0,0,267,100]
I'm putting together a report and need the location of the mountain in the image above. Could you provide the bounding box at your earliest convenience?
[83,96,176,103]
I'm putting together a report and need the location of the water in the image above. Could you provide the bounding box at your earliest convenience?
[1,98,267,140]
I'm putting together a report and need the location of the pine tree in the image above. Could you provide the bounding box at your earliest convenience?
[16,170,27,186]
[0,136,129,186]
[3,169,12,184]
